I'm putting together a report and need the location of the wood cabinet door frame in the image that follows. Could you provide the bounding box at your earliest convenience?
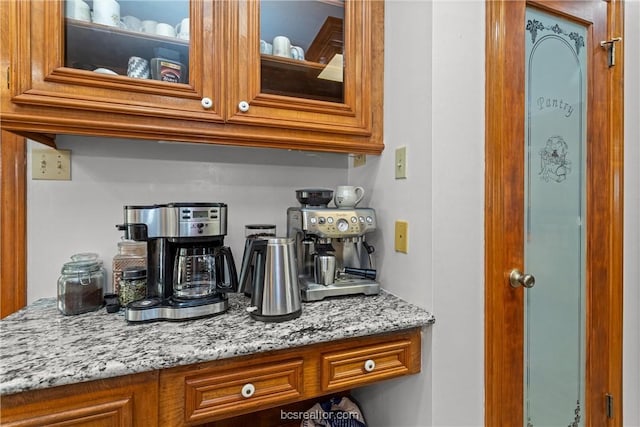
[0,131,27,318]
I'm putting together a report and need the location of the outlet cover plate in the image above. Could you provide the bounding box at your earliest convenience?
[32,149,71,180]
[395,220,408,253]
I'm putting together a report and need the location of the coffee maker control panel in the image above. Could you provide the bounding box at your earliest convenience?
[291,208,376,238]
[178,206,226,237]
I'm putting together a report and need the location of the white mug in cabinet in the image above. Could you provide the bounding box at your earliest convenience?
[140,20,158,33]
[121,15,142,32]
[155,22,176,38]
[272,36,291,58]
[175,18,189,40]
[92,0,120,27]
[65,0,91,21]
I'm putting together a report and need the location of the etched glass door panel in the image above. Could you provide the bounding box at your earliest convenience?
[524,7,587,427]
[259,0,344,103]
[64,0,190,84]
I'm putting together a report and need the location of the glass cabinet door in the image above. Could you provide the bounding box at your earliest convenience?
[13,0,222,121]
[259,0,344,103]
[64,0,191,84]
[227,0,377,136]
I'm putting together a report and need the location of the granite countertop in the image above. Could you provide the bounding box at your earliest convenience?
[0,290,434,396]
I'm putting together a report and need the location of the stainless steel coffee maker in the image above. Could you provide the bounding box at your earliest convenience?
[116,202,238,322]
[287,190,379,301]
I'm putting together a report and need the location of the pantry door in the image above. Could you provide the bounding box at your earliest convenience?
[485,1,623,426]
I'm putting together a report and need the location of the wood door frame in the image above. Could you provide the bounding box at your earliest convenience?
[485,1,624,426]
[0,130,27,318]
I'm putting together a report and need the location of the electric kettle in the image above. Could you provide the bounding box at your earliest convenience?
[242,237,302,322]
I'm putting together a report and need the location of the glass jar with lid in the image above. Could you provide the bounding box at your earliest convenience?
[57,257,106,315]
[112,240,147,296]
[119,267,147,306]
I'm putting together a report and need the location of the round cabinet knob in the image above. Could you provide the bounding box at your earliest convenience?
[201,97,213,109]
[241,383,255,398]
[363,359,376,372]
[238,100,250,112]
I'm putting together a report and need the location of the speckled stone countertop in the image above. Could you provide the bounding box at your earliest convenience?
[0,290,434,396]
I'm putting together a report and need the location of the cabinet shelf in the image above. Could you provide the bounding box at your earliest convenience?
[260,54,343,103]
[65,18,189,76]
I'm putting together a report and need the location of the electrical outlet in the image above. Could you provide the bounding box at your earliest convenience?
[395,220,409,253]
[395,146,407,179]
[353,154,366,168]
[32,149,71,180]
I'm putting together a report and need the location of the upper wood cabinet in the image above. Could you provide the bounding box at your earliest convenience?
[0,0,384,154]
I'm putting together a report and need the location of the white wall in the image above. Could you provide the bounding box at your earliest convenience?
[26,137,348,300]
[623,1,640,425]
[351,1,484,426]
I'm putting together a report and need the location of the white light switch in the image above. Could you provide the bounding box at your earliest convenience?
[395,146,407,179]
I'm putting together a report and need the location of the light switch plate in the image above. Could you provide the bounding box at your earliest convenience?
[395,220,409,253]
[395,146,407,179]
[32,149,71,180]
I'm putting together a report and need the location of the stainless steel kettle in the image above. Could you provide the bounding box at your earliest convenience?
[242,237,301,322]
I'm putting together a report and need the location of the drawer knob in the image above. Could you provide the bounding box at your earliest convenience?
[364,359,376,372]
[201,97,213,109]
[241,383,256,398]
[238,100,250,112]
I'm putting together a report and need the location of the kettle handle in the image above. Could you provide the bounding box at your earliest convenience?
[238,239,268,295]
[217,246,239,293]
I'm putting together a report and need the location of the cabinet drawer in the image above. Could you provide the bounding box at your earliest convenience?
[321,339,415,391]
[184,359,304,423]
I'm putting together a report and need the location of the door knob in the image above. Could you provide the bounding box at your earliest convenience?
[509,269,535,288]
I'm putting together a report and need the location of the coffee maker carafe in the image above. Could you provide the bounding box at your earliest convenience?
[287,191,380,301]
[117,202,238,322]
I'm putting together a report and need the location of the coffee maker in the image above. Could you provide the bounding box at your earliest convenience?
[287,197,379,302]
[116,202,238,322]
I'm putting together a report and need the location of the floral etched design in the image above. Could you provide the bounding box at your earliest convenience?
[526,19,585,54]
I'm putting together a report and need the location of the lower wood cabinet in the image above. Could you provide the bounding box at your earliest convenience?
[159,329,422,426]
[0,371,159,427]
[0,328,422,427]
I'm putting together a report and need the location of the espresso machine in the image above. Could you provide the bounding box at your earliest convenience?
[287,191,379,301]
[116,202,238,322]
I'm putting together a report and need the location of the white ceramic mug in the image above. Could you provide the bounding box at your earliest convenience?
[140,20,158,33]
[334,186,365,208]
[175,18,189,40]
[121,15,142,32]
[92,0,120,27]
[155,22,176,38]
[290,46,305,61]
[65,0,91,21]
[272,36,291,58]
[259,39,273,55]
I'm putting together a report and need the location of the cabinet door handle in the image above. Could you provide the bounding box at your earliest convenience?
[201,97,213,109]
[364,359,376,372]
[238,100,250,112]
[241,383,255,398]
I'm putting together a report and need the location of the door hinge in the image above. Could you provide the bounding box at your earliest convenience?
[605,393,614,419]
[6,66,9,89]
